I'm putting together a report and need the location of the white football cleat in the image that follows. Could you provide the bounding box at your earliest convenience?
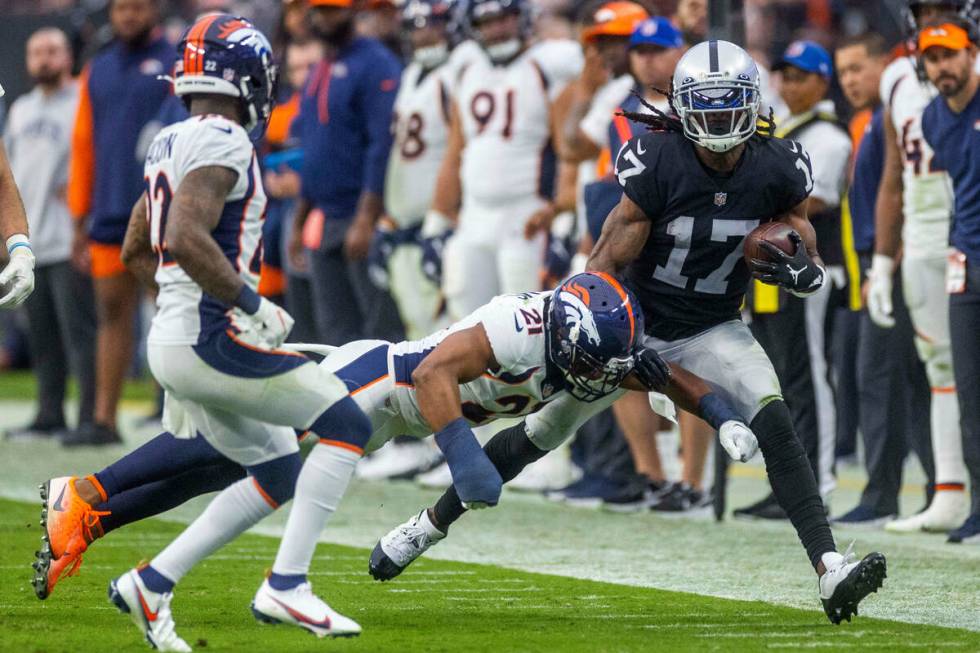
[818,543,887,624]
[108,569,191,652]
[369,509,445,581]
[415,461,453,489]
[885,490,969,533]
[251,579,361,638]
[355,440,443,481]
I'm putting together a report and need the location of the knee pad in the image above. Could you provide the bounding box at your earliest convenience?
[309,395,373,451]
[917,340,955,388]
[248,451,303,506]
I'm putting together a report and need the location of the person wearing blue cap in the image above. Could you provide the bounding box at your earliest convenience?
[736,40,854,521]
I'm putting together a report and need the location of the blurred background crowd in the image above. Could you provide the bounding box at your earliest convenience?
[1,0,976,542]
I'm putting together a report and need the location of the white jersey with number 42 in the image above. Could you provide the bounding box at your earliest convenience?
[143,114,267,346]
[881,57,953,258]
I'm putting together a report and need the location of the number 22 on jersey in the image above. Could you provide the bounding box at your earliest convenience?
[145,172,175,266]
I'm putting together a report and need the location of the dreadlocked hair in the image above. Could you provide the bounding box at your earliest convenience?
[617,86,779,139]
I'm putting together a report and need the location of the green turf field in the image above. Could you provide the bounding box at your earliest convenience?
[1,499,978,653]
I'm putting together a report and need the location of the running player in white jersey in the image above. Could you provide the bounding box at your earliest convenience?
[423,0,583,320]
[378,0,480,340]
[867,0,970,532]
[100,16,372,651]
[251,272,759,635]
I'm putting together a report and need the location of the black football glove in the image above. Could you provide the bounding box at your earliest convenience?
[632,347,671,392]
[749,231,826,297]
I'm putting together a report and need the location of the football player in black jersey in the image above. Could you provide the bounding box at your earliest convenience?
[588,39,887,624]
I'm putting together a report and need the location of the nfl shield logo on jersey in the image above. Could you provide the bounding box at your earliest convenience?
[714,192,728,207]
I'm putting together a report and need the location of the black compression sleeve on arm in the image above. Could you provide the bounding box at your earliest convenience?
[431,421,548,530]
[751,400,836,569]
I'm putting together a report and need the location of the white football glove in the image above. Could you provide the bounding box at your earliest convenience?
[718,420,759,463]
[243,297,294,349]
[0,237,35,309]
[866,254,895,328]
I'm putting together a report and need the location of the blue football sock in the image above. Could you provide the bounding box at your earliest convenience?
[98,462,246,535]
[94,432,227,497]
[138,565,175,594]
[268,573,307,591]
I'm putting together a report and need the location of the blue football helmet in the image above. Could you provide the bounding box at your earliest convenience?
[173,14,278,136]
[547,272,643,402]
[403,0,455,67]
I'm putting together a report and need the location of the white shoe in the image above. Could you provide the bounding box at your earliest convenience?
[108,569,191,652]
[251,579,361,638]
[818,543,887,624]
[509,449,579,492]
[369,509,445,581]
[355,440,443,481]
[885,490,969,533]
[415,461,453,489]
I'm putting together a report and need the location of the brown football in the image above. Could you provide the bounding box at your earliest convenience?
[744,222,798,265]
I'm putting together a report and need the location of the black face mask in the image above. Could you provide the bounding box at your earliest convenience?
[310,17,354,46]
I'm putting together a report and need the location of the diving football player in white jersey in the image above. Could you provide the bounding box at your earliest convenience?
[251,272,761,636]
[423,0,583,321]
[868,0,970,532]
[102,15,373,650]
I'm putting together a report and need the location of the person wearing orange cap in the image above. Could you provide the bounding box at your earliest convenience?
[561,1,648,163]
[919,17,980,545]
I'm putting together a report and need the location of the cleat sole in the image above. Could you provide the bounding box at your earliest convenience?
[821,552,887,625]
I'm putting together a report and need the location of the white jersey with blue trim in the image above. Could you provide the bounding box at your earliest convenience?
[881,56,954,258]
[388,291,566,435]
[456,40,582,208]
[144,114,266,346]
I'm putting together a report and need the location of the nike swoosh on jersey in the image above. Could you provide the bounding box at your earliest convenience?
[211,124,233,134]
[513,314,524,332]
[636,140,646,155]
[52,486,67,512]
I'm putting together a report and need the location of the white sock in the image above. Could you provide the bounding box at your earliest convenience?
[152,477,276,584]
[931,389,967,486]
[271,443,360,576]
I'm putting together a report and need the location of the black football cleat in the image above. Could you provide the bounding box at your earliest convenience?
[819,547,887,625]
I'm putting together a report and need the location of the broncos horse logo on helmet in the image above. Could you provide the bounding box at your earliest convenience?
[546,272,644,402]
[173,14,278,137]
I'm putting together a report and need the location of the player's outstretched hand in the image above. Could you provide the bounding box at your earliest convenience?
[632,347,671,392]
[252,297,295,349]
[434,418,503,509]
[718,421,758,463]
[0,243,35,308]
[865,254,895,328]
[749,231,825,297]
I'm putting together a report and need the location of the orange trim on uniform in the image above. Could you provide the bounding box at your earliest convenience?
[252,477,279,508]
[68,67,95,220]
[319,438,364,455]
[224,329,308,358]
[935,482,966,491]
[351,374,390,395]
[89,242,127,279]
[309,0,354,6]
[932,386,957,394]
[265,93,300,146]
[85,474,108,503]
[612,113,633,145]
[258,263,286,297]
[591,271,636,342]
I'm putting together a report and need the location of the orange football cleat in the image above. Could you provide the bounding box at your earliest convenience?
[34,477,108,599]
